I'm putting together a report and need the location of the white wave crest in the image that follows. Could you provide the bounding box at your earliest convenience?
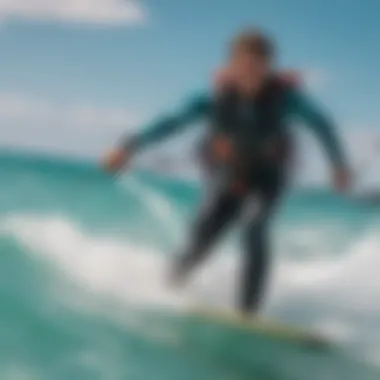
[2,213,380,365]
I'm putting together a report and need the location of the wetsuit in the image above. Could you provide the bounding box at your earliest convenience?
[124,77,347,313]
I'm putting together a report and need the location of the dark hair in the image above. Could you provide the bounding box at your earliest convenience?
[230,28,275,60]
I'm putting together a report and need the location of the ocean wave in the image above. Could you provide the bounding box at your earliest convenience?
[0,152,379,378]
[2,212,380,368]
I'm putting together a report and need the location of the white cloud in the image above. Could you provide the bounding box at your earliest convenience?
[0,0,147,26]
[0,92,141,157]
[0,93,139,131]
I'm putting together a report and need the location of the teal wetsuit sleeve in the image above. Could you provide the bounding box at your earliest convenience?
[124,92,211,153]
[287,88,347,168]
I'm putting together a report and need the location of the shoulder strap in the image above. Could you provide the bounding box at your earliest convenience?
[254,76,287,129]
[211,85,239,134]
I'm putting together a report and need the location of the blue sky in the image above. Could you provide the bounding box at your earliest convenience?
[0,0,379,182]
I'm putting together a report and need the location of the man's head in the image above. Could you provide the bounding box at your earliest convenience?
[228,28,275,91]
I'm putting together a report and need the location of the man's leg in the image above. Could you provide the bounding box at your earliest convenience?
[238,166,285,313]
[170,187,241,285]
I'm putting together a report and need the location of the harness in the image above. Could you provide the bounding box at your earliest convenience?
[201,76,293,190]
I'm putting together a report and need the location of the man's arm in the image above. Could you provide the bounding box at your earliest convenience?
[123,92,211,153]
[287,87,348,170]
[102,91,211,173]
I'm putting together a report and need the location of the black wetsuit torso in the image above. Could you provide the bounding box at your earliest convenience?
[200,77,292,189]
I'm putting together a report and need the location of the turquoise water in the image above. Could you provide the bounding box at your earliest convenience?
[1,150,380,380]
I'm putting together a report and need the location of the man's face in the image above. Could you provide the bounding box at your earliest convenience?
[233,50,270,86]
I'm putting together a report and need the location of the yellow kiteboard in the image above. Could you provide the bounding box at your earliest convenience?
[188,307,331,350]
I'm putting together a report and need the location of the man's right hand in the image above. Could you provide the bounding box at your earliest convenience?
[101,148,131,173]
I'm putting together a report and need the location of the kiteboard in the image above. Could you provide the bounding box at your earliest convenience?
[187,307,331,350]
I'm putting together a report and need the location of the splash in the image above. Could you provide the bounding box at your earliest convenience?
[2,212,380,367]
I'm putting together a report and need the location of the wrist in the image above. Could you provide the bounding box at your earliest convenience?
[121,136,138,156]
